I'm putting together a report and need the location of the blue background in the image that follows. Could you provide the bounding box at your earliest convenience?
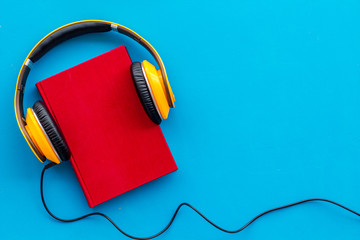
[1,0,360,239]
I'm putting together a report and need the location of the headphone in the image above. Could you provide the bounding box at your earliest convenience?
[14,20,175,165]
[14,20,360,240]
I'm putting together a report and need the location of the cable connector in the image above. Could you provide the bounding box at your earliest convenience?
[44,162,56,170]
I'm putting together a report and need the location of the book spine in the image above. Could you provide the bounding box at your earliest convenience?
[69,157,94,208]
[36,82,95,208]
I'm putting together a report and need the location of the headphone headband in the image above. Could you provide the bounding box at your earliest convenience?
[14,20,174,162]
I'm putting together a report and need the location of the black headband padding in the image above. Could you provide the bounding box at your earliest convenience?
[131,62,161,125]
[29,22,111,62]
[33,101,71,161]
[17,66,30,119]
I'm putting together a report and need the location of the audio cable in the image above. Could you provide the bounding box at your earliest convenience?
[41,163,360,239]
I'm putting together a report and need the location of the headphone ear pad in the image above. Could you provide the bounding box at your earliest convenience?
[131,62,162,125]
[32,101,70,161]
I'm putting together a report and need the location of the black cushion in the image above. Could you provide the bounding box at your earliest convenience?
[131,62,161,125]
[33,101,71,161]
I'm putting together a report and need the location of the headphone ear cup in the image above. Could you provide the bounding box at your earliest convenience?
[131,62,162,125]
[32,101,71,161]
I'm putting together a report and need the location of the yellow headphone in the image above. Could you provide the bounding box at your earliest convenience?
[14,20,175,165]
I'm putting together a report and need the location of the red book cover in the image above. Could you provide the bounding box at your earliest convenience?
[36,45,177,207]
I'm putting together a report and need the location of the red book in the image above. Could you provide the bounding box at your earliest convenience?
[36,45,177,207]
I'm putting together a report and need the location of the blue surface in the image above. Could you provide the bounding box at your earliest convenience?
[1,0,360,239]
